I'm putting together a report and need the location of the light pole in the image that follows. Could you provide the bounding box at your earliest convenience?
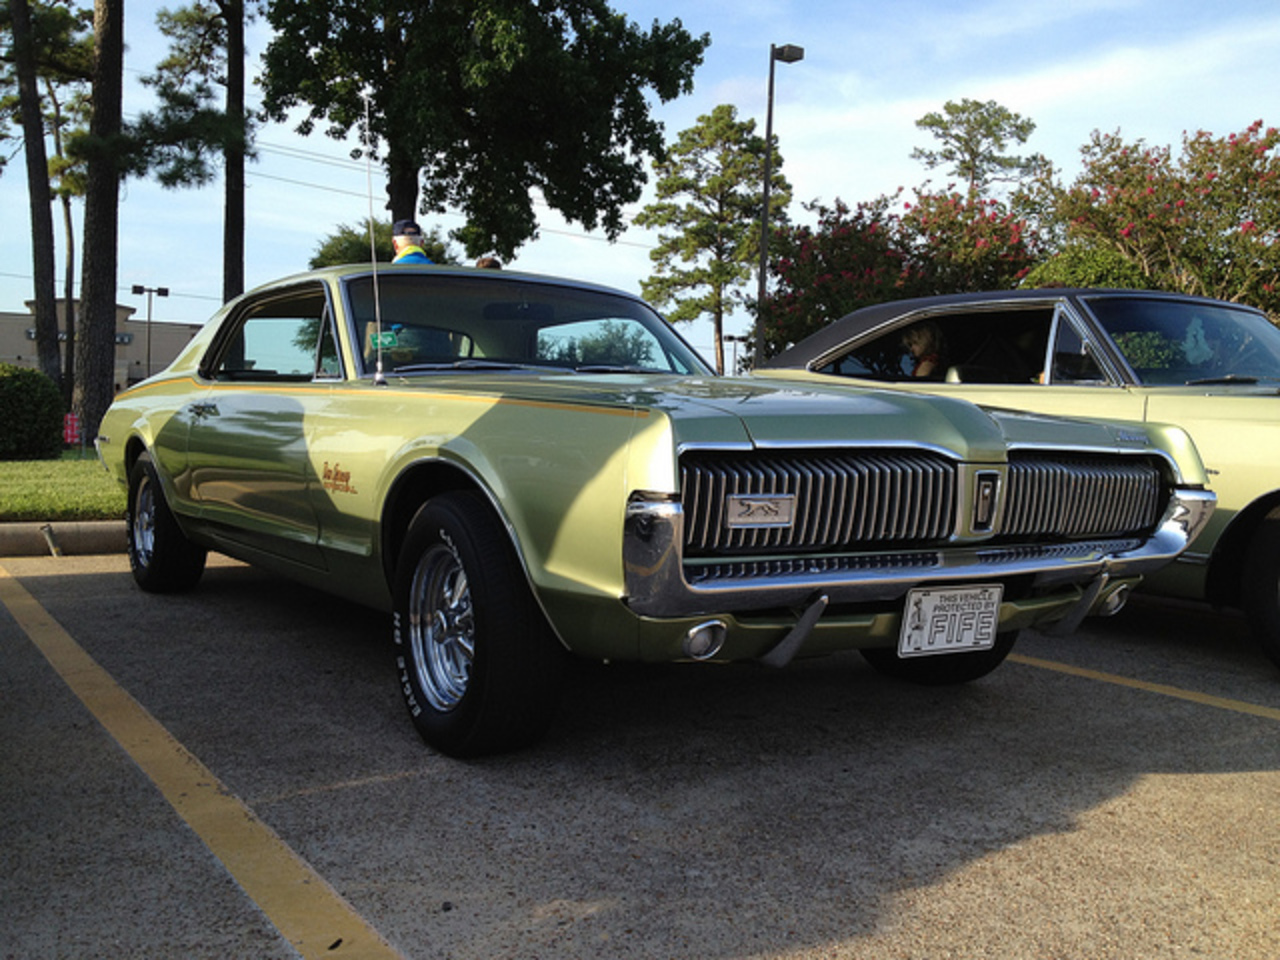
[131,284,169,378]
[754,42,804,368]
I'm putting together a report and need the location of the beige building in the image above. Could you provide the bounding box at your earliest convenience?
[0,300,203,391]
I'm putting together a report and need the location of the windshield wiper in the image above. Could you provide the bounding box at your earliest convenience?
[1184,374,1260,385]
[392,359,547,373]
[574,364,658,374]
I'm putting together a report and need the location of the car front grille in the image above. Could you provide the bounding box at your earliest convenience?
[679,449,1165,557]
[1001,453,1163,539]
[680,450,957,556]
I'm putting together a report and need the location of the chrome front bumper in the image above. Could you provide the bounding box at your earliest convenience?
[622,487,1215,619]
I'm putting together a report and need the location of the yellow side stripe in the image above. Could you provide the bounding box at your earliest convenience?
[0,565,405,960]
[1009,652,1280,722]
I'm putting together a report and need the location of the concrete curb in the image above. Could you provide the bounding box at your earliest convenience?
[0,521,127,558]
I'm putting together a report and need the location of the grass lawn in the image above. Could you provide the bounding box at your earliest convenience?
[0,450,127,522]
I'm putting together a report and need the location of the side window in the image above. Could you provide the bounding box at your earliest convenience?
[1049,312,1107,384]
[207,289,332,381]
[823,309,1056,384]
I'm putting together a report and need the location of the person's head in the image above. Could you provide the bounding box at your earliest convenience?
[902,321,942,358]
[392,219,424,252]
[475,256,502,270]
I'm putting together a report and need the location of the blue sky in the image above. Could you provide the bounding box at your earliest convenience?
[4,0,1280,358]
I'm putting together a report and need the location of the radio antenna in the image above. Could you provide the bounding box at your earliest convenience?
[362,91,386,385]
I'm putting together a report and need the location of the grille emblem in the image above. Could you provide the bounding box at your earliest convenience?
[973,472,1000,532]
[725,494,796,529]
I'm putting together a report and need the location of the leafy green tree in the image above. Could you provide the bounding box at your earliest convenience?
[132,0,254,302]
[763,196,910,354]
[308,218,457,268]
[764,189,1039,354]
[1021,242,1148,289]
[912,98,1044,198]
[634,104,787,373]
[44,70,91,406]
[1052,122,1280,315]
[3,0,61,386]
[898,190,1040,294]
[2,0,92,398]
[259,1,708,261]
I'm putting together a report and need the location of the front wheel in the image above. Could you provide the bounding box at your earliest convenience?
[860,631,1019,685]
[1240,510,1280,671]
[127,451,206,593]
[393,491,565,757]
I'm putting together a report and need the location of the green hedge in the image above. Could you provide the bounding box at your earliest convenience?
[0,363,65,461]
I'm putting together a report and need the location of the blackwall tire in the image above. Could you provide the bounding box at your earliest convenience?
[393,491,565,757]
[1241,510,1280,672]
[126,452,206,593]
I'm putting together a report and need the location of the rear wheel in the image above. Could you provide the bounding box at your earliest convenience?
[1240,510,1280,671]
[393,491,565,757]
[127,452,206,593]
[860,631,1019,685]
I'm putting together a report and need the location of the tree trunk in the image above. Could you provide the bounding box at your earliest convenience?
[75,0,124,440]
[46,78,78,408]
[221,0,245,302]
[386,143,419,224]
[11,0,62,388]
[60,192,77,409]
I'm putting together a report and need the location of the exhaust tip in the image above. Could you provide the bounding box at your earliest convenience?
[1096,582,1131,617]
[684,620,727,660]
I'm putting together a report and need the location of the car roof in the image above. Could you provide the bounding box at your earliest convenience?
[236,262,646,307]
[762,287,1262,369]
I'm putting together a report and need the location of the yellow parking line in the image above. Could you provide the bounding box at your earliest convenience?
[0,565,405,960]
[1009,652,1280,722]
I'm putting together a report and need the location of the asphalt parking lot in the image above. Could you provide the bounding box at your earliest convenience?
[3,551,1279,960]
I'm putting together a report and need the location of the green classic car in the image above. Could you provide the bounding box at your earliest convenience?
[97,267,1213,755]
[760,287,1280,670]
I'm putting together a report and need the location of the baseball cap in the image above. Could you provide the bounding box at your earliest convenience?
[392,219,423,237]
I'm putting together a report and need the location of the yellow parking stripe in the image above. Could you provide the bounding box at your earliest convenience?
[1010,652,1280,722]
[0,565,405,960]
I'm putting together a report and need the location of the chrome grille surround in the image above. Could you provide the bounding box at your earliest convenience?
[680,449,958,556]
[1001,453,1163,539]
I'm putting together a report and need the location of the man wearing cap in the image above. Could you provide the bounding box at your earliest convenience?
[391,220,433,264]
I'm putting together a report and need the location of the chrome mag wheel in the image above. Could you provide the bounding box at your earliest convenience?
[409,542,476,712]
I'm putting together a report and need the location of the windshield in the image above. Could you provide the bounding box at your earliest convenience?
[343,273,711,377]
[1085,296,1280,385]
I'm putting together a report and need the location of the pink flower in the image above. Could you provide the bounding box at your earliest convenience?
[1241,221,1257,233]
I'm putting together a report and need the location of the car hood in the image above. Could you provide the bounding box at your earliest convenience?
[390,372,1154,462]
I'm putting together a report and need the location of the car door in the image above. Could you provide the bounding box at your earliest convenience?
[183,284,339,568]
[929,303,1149,423]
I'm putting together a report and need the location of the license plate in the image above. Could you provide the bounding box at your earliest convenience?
[899,584,1003,657]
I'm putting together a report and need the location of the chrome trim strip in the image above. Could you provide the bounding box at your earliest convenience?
[676,439,969,459]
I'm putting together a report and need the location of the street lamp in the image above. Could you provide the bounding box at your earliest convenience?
[131,284,169,378]
[754,42,804,368]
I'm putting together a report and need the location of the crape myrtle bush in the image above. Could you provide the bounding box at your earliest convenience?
[0,363,64,461]
[762,191,1038,354]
